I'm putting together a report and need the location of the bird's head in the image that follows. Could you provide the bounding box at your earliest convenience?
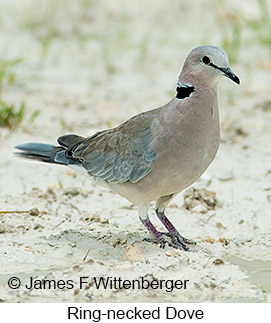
[179,46,240,86]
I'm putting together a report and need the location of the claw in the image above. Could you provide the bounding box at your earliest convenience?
[140,214,192,251]
[159,231,196,245]
[143,237,166,248]
[143,236,190,251]
[182,237,196,245]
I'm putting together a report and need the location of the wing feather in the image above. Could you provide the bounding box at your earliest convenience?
[71,111,158,184]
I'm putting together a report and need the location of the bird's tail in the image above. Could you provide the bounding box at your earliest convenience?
[15,142,80,166]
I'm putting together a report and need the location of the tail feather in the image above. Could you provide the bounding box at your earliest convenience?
[57,134,85,148]
[15,142,80,166]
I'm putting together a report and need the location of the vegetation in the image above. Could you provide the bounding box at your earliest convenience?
[216,0,270,64]
[0,99,26,129]
[0,98,40,130]
[0,58,23,89]
[250,0,271,48]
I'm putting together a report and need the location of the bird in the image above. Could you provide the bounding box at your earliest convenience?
[15,46,240,251]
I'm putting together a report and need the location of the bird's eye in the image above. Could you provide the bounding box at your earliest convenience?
[202,56,211,65]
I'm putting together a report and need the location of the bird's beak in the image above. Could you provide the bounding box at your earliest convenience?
[220,67,240,84]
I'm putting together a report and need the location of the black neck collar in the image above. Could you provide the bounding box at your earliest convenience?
[176,83,195,100]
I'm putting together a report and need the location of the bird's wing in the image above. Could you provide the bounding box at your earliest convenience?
[70,111,158,184]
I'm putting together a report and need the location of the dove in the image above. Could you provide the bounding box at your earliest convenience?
[15,46,240,251]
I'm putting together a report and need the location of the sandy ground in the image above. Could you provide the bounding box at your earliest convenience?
[0,0,270,302]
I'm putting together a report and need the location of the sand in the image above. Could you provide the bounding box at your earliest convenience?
[0,0,270,303]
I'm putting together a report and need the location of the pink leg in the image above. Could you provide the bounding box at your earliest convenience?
[140,216,191,251]
[156,210,196,249]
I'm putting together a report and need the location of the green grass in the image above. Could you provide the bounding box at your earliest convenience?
[215,3,242,64]
[0,98,40,130]
[106,119,113,129]
[0,58,23,88]
[221,24,241,65]
[260,285,270,302]
[20,0,99,57]
[58,177,63,189]
[216,0,270,64]
[0,99,26,129]
[26,109,40,127]
[80,0,97,9]
[247,0,271,48]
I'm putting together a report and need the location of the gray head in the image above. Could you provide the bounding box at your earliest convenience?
[179,46,240,86]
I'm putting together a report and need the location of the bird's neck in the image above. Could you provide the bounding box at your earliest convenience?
[175,83,195,100]
[173,81,220,126]
[178,71,219,91]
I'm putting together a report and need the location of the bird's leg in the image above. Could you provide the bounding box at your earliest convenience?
[155,195,195,250]
[155,209,196,248]
[138,205,183,249]
[139,216,168,249]
[140,216,191,250]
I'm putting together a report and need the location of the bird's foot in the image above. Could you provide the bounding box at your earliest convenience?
[159,232,196,245]
[155,210,196,249]
[140,216,192,251]
[143,236,190,251]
